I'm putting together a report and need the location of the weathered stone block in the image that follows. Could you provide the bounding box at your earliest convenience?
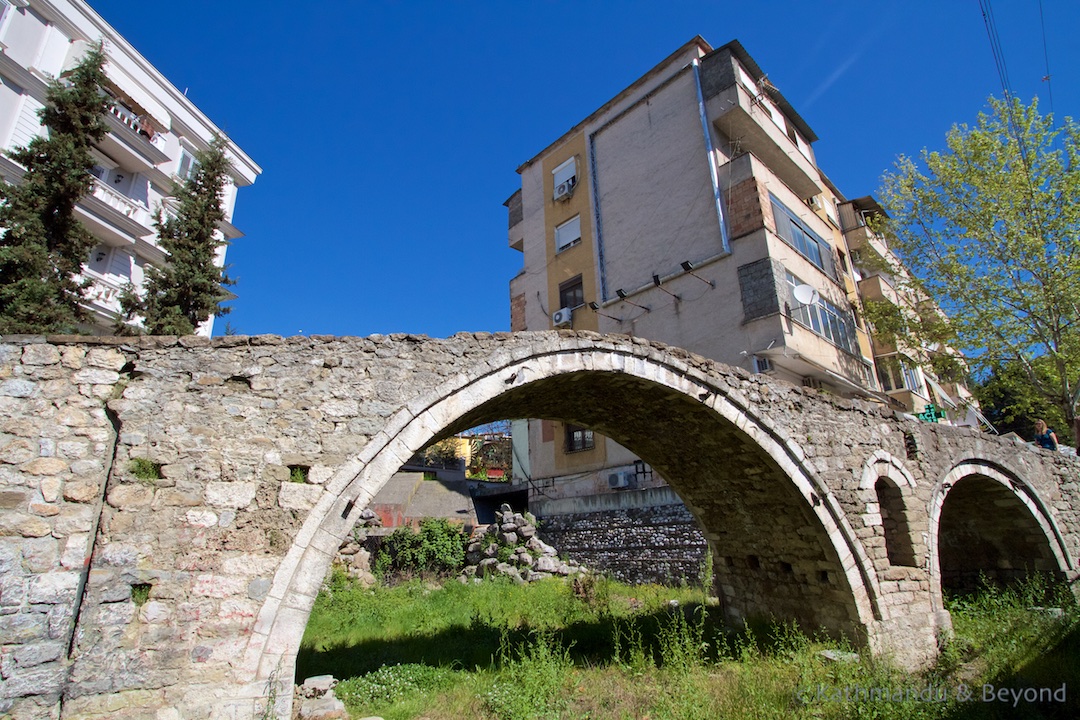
[59,534,88,570]
[0,439,35,465]
[0,380,36,398]
[107,484,155,510]
[13,641,64,668]
[204,482,256,509]
[185,509,218,528]
[278,483,322,511]
[85,348,127,371]
[39,478,60,503]
[20,537,58,573]
[73,368,120,385]
[27,572,80,605]
[0,612,47,643]
[0,662,66,698]
[22,345,60,366]
[0,513,51,538]
[62,481,99,504]
[0,573,26,608]
[191,574,247,599]
[19,458,68,476]
[0,490,25,509]
[52,505,94,535]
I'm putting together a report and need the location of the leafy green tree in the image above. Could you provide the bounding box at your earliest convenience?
[878,96,1080,446]
[123,136,233,335]
[0,45,108,333]
[976,359,1068,439]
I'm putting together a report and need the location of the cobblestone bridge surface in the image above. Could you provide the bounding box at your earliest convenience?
[1,332,1077,719]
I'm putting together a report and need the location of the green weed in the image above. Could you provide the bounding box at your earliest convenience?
[128,457,161,483]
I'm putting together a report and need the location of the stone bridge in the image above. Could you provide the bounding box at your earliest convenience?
[0,332,1077,719]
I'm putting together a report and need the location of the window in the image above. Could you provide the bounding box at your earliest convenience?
[771,195,832,275]
[876,356,925,396]
[784,271,856,354]
[177,148,198,180]
[565,424,594,452]
[555,215,581,252]
[559,275,584,311]
[552,157,577,199]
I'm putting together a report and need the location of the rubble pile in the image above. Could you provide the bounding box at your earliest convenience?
[460,504,586,584]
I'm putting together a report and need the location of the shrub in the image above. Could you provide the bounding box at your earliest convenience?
[372,518,467,579]
[335,663,454,710]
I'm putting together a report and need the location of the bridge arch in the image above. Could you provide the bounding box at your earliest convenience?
[859,452,924,571]
[928,457,1073,608]
[241,342,887,694]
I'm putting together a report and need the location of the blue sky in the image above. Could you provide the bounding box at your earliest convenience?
[89,1,1080,339]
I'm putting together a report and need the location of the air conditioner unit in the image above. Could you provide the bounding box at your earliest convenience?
[802,377,824,390]
[553,178,575,202]
[608,471,634,489]
[552,307,573,328]
[808,196,822,210]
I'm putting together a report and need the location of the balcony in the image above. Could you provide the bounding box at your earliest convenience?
[76,179,153,248]
[844,225,891,265]
[98,102,170,171]
[505,189,524,251]
[80,271,128,320]
[856,273,898,304]
[90,178,150,225]
[711,83,820,199]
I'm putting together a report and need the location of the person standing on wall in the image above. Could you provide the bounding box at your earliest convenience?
[1034,419,1059,451]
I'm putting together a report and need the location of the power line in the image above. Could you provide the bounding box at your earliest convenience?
[979,0,1030,169]
[1038,0,1054,115]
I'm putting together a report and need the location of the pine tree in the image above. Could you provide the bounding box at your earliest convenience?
[0,45,108,334]
[124,136,233,335]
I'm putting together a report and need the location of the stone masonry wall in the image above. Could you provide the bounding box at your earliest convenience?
[538,504,708,585]
[0,342,124,719]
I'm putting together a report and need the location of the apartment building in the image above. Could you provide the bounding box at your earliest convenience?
[506,37,977,516]
[839,196,982,426]
[0,0,260,335]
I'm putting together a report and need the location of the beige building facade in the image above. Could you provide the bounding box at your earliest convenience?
[507,37,977,512]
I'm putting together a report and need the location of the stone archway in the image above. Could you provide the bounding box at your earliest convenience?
[241,345,887,714]
[928,459,1073,606]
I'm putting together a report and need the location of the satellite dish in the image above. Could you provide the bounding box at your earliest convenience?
[792,284,819,305]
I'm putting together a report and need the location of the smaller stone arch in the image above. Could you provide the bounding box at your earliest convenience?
[858,450,917,491]
[859,452,924,571]
[928,458,1073,609]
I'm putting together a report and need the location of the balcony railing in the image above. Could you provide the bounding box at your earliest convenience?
[90,178,150,227]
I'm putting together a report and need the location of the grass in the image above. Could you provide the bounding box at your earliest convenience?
[297,569,1080,719]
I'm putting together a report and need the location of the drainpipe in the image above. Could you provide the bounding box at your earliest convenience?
[691,58,731,256]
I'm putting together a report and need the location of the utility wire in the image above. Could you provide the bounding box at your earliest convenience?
[1038,0,1054,115]
[979,0,1031,169]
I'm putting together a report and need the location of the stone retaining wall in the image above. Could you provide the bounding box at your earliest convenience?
[538,503,708,585]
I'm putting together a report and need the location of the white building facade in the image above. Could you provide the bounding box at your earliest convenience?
[0,0,260,335]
